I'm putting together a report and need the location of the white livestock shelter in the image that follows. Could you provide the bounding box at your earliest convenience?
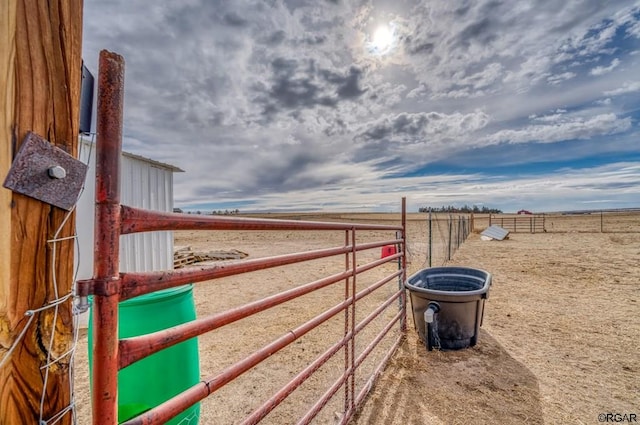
[75,137,183,326]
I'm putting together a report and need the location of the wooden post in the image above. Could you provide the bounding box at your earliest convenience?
[0,0,17,350]
[0,1,83,424]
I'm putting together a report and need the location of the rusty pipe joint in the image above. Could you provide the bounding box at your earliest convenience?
[76,276,121,297]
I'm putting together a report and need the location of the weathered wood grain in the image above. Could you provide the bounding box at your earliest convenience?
[0,1,83,424]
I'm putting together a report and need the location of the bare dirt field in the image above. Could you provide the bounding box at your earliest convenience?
[354,227,640,424]
[74,212,640,424]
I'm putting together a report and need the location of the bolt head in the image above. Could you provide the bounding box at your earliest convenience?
[48,165,67,179]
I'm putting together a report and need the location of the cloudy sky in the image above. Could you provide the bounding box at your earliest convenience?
[82,0,640,213]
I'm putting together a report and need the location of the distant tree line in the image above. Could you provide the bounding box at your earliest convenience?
[418,205,502,214]
[173,208,241,215]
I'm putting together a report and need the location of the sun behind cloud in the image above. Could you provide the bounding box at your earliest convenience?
[367,24,397,55]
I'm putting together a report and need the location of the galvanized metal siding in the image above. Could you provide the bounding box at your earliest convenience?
[119,154,174,272]
[76,139,174,280]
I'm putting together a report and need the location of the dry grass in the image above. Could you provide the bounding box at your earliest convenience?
[73,212,640,424]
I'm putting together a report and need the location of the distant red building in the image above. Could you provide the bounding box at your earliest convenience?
[517,209,533,215]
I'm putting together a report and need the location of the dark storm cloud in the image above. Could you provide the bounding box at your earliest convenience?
[352,113,438,164]
[545,2,610,35]
[163,3,247,36]
[454,3,472,17]
[404,38,435,55]
[358,113,433,142]
[265,30,287,45]
[222,12,249,27]
[301,35,328,45]
[191,143,344,197]
[323,117,348,137]
[351,138,399,163]
[257,58,366,118]
[271,57,298,75]
[320,67,366,98]
[163,2,271,34]
[271,74,335,109]
[264,58,336,111]
[456,17,497,47]
[261,32,326,47]
[352,109,492,168]
[252,152,331,191]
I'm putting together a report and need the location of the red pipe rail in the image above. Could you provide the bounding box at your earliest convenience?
[79,50,408,425]
[89,50,124,425]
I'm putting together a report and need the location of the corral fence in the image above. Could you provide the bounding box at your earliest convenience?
[471,211,640,233]
[426,213,472,267]
[488,214,546,233]
[77,51,408,425]
[543,210,640,233]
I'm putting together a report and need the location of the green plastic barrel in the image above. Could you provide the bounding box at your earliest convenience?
[89,285,200,424]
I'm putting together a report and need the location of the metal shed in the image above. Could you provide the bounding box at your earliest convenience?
[75,138,183,325]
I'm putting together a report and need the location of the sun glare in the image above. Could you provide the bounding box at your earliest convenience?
[373,26,393,48]
[368,24,396,55]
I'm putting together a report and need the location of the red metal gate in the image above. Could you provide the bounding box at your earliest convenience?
[78,50,407,424]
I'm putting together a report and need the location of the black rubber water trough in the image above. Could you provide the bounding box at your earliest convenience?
[405,266,492,350]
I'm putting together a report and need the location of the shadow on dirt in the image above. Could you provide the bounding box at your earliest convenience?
[352,328,543,425]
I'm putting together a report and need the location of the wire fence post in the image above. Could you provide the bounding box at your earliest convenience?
[428,211,432,268]
[466,216,470,243]
[447,214,452,261]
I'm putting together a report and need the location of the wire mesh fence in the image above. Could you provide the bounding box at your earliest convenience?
[399,214,472,271]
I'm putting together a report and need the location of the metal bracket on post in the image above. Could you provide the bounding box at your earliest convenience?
[2,132,88,211]
[76,277,121,298]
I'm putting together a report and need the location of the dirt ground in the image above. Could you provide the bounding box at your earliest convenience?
[73,212,640,424]
[354,228,639,424]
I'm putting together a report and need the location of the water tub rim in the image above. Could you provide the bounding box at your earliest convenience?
[405,266,491,297]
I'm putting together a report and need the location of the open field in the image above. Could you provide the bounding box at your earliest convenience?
[73,211,640,424]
